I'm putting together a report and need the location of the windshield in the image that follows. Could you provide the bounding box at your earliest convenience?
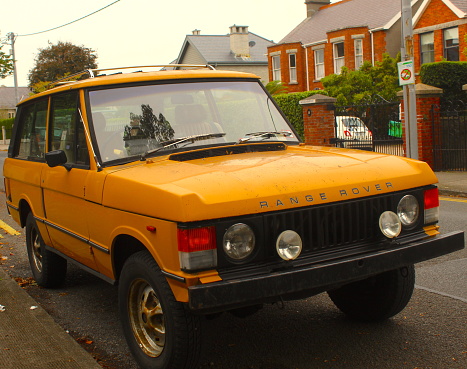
[88,80,298,163]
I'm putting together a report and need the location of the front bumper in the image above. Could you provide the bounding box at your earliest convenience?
[188,231,464,313]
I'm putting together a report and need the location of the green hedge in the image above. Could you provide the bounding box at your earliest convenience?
[419,61,467,102]
[273,90,327,139]
[0,118,15,139]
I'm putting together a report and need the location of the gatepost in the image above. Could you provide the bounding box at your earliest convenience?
[397,83,443,169]
[299,94,337,146]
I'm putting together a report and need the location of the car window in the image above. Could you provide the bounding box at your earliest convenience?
[88,80,297,163]
[50,92,90,166]
[15,99,48,160]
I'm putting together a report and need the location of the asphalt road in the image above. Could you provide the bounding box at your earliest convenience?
[0,150,465,369]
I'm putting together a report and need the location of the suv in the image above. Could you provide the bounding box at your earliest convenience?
[4,65,464,369]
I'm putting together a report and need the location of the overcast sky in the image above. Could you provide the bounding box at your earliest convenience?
[1,0,340,87]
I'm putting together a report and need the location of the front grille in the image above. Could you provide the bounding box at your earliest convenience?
[263,194,393,256]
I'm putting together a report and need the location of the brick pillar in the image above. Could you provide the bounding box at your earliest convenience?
[299,94,337,146]
[398,83,443,169]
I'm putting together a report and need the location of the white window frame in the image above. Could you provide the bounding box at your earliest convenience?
[288,53,297,83]
[443,27,459,61]
[272,55,281,81]
[314,49,325,80]
[354,39,363,69]
[420,32,435,64]
[333,42,345,74]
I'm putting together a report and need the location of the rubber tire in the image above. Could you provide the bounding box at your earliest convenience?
[118,251,201,369]
[327,265,415,322]
[25,213,67,288]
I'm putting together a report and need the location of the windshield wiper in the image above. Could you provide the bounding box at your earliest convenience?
[237,131,292,144]
[140,132,226,160]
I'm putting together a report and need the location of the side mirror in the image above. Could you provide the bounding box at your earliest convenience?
[45,150,68,168]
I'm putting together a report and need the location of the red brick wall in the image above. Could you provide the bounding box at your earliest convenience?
[302,102,335,146]
[267,42,307,92]
[415,0,460,28]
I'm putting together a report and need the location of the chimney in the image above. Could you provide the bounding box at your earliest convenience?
[305,0,331,17]
[229,25,250,57]
[192,29,201,35]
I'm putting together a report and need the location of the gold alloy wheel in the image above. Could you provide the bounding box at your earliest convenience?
[31,227,43,273]
[128,278,166,357]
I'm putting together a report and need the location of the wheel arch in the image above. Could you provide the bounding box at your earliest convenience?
[112,234,147,282]
[18,198,32,228]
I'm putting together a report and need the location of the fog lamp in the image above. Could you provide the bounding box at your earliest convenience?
[276,230,302,260]
[379,211,402,238]
[223,223,255,260]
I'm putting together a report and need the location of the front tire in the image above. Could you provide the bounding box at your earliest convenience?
[25,213,67,288]
[118,251,201,369]
[327,265,415,322]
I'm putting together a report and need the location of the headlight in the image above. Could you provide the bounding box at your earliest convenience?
[397,195,419,226]
[276,230,302,260]
[379,211,402,238]
[223,223,255,260]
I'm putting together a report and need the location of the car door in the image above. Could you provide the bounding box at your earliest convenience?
[41,91,97,269]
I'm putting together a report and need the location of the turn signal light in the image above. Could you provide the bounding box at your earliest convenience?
[178,227,217,271]
[424,187,439,224]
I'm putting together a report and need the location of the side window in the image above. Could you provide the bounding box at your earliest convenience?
[15,99,48,160]
[50,92,89,166]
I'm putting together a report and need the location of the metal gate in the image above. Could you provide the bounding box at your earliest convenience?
[431,101,467,171]
[333,100,404,156]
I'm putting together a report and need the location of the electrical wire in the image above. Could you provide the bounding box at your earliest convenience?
[17,0,121,37]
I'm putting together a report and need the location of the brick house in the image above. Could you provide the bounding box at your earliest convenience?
[268,0,464,92]
[174,25,275,82]
[413,0,467,71]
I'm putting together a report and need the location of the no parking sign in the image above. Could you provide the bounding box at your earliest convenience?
[397,60,415,85]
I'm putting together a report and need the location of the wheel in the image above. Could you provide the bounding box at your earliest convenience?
[327,265,415,322]
[25,213,67,288]
[118,251,201,369]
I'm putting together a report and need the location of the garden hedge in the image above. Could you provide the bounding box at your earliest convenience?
[419,61,467,102]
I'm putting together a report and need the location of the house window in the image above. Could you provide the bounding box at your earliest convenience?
[354,39,363,69]
[333,42,345,74]
[444,27,459,61]
[272,55,281,81]
[314,49,325,80]
[420,32,435,64]
[289,53,297,83]
[8,112,15,119]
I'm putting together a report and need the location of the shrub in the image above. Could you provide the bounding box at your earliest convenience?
[273,90,327,139]
[0,117,14,139]
[419,61,467,102]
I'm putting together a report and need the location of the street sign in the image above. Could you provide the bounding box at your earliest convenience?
[398,60,415,86]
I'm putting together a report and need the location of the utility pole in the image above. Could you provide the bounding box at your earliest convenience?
[7,32,19,104]
[401,0,418,159]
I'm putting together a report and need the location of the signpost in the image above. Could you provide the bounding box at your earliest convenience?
[401,0,418,160]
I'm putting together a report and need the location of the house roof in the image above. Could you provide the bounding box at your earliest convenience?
[178,32,275,65]
[448,0,467,15]
[280,0,422,46]
[0,86,31,109]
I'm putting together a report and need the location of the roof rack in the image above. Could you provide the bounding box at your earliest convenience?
[47,64,216,88]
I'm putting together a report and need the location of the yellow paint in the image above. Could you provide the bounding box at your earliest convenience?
[0,220,20,236]
[440,196,467,203]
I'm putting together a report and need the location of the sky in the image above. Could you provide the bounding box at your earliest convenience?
[0,0,338,88]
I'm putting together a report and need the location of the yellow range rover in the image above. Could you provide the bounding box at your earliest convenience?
[4,66,464,369]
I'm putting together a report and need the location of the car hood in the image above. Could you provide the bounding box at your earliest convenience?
[102,145,437,222]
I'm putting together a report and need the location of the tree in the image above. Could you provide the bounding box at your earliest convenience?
[0,43,14,79]
[28,41,97,91]
[321,53,401,105]
[265,80,288,95]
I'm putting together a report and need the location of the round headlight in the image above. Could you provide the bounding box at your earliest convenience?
[223,223,255,260]
[276,230,302,261]
[397,195,419,226]
[379,211,402,238]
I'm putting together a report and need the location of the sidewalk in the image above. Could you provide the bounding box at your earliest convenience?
[0,268,102,369]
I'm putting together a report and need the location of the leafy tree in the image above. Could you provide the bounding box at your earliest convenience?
[28,41,97,91]
[321,53,401,105]
[0,43,14,79]
[265,80,288,95]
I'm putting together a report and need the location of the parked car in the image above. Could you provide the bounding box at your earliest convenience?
[4,65,464,369]
[335,115,372,150]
